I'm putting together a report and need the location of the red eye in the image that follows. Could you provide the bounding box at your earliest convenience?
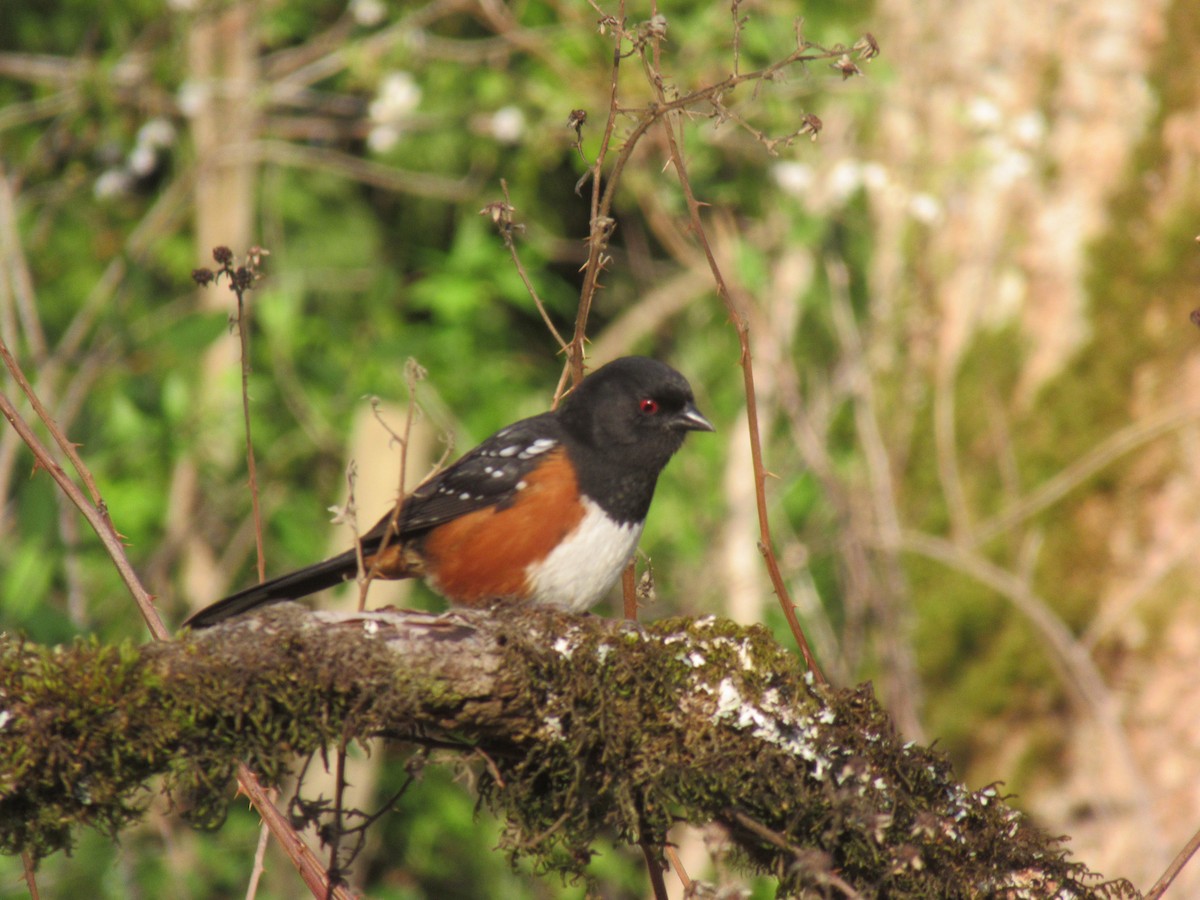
[639,398,660,415]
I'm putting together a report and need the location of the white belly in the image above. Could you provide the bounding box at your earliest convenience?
[524,497,643,613]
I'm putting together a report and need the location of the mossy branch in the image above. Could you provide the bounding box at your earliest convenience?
[0,607,1135,898]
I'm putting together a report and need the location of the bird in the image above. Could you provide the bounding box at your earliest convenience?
[183,356,713,628]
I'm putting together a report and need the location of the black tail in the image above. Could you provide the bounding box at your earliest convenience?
[182,549,360,629]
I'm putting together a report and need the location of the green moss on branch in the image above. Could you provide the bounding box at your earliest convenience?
[0,607,1136,898]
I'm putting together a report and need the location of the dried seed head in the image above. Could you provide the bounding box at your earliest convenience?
[831,54,863,81]
[854,32,880,61]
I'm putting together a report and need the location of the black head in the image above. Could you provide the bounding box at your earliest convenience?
[557,356,713,472]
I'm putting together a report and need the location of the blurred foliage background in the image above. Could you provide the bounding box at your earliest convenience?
[3,0,1200,897]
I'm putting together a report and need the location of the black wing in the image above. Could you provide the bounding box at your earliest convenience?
[183,413,566,629]
[359,412,565,546]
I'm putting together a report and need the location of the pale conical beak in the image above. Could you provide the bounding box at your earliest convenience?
[674,402,715,433]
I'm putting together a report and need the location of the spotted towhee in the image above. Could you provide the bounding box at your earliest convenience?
[183,356,713,628]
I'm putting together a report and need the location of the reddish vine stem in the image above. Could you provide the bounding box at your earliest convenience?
[646,34,825,683]
[237,764,355,900]
[621,560,638,620]
[0,334,115,531]
[20,850,40,900]
[0,381,171,641]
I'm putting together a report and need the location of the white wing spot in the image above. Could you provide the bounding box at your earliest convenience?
[492,469,505,478]
[459,492,472,501]
[517,438,557,460]
[498,446,519,457]
[516,480,528,491]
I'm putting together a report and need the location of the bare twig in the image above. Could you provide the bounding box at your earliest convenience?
[359,360,437,609]
[244,140,477,201]
[898,529,1161,851]
[327,741,350,894]
[244,791,276,900]
[900,531,1113,714]
[484,180,568,353]
[730,0,744,76]
[0,89,77,132]
[338,459,367,602]
[973,401,1200,546]
[664,844,691,892]
[724,809,861,898]
[933,352,973,542]
[230,252,268,584]
[826,254,922,736]
[1145,820,1200,900]
[0,171,47,363]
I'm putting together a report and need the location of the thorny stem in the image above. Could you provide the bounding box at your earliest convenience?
[645,27,826,683]
[237,764,355,900]
[20,851,39,900]
[0,333,114,532]
[0,383,171,641]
